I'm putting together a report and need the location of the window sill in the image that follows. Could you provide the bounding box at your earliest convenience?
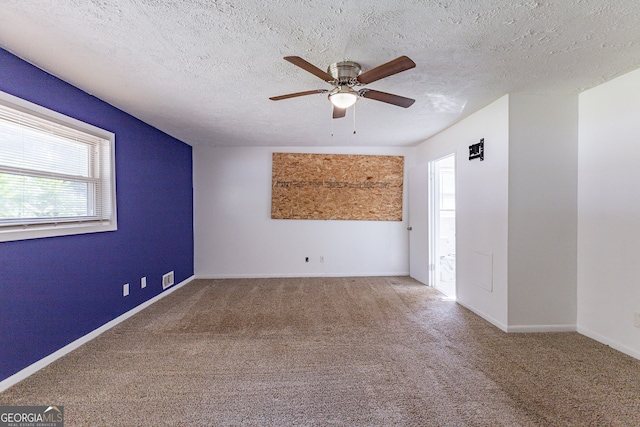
[0,220,117,242]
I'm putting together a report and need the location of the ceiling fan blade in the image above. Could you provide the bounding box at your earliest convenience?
[284,56,335,82]
[333,106,346,119]
[357,56,416,85]
[360,89,415,108]
[269,89,328,101]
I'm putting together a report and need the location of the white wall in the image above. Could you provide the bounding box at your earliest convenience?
[413,93,578,332]
[415,95,510,329]
[194,145,413,278]
[507,94,578,331]
[577,68,640,359]
[191,68,640,361]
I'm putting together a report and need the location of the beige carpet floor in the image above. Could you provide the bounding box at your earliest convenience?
[1,276,639,426]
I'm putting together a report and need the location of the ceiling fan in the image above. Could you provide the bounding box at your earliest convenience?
[269,55,416,119]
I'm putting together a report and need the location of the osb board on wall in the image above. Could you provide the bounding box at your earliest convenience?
[271,153,404,221]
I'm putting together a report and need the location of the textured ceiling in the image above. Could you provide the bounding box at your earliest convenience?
[1,1,640,147]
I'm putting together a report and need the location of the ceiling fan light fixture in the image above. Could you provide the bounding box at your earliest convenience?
[328,86,358,109]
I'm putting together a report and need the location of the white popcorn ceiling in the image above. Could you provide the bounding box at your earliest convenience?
[0,1,639,147]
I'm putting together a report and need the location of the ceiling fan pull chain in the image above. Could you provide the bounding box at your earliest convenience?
[353,103,357,134]
[331,105,334,137]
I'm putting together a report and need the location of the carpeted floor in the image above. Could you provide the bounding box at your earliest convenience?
[1,276,639,426]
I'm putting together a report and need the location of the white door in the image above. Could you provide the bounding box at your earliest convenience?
[408,163,430,285]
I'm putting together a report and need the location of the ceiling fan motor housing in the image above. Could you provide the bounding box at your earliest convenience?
[328,61,361,86]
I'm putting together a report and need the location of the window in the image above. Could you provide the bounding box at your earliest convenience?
[0,91,116,242]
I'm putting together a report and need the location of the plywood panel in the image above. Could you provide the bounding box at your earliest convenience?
[271,153,404,221]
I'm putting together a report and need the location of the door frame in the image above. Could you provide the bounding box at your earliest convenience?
[428,153,456,296]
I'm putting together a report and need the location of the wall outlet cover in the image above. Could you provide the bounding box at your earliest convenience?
[123,283,130,297]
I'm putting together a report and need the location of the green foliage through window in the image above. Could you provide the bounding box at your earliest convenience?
[0,172,90,220]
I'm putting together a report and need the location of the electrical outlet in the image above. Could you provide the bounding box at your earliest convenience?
[141,276,147,289]
[123,283,129,297]
[634,312,640,328]
[162,271,175,290]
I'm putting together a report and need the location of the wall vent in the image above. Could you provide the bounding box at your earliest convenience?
[162,271,175,290]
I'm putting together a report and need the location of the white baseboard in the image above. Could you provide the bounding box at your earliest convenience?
[0,275,195,393]
[507,324,576,333]
[455,300,578,333]
[196,272,410,279]
[577,325,640,361]
[455,299,509,332]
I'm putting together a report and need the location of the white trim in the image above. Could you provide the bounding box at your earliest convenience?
[195,272,410,279]
[0,275,195,393]
[0,221,118,242]
[507,324,576,333]
[455,298,509,332]
[577,325,640,361]
[455,299,578,333]
[0,89,117,242]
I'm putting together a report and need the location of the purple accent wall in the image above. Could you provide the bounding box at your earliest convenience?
[0,48,194,382]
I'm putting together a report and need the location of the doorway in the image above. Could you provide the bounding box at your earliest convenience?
[429,154,456,298]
